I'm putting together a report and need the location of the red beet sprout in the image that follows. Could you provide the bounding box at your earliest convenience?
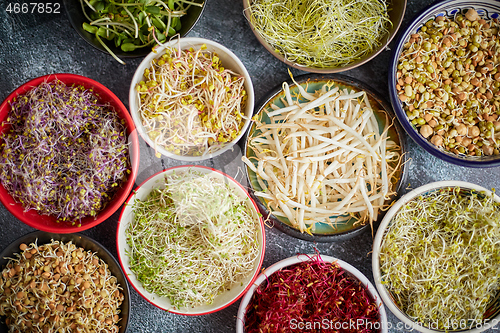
[0,80,130,225]
[244,255,380,333]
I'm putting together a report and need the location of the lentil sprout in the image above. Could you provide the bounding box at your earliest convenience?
[0,80,131,225]
[397,9,500,157]
[379,187,500,330]
[0,240,124,333]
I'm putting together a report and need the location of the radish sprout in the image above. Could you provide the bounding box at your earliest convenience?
[125,170,260,309]
[136,44,247,157]
[243,78,402,234]
[0,80,131,225]
[379,187,500,329]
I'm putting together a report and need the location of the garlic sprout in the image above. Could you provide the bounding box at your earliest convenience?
[243,78,402,234]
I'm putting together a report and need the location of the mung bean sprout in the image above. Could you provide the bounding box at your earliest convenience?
[80,0,204,64]
[136,44,247,157]
[243,77,402,234]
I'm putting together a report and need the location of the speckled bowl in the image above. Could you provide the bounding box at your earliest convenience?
[372,180,500,333]
[0,231,130,333]
[389,0,500,167]
[242,0,406,73]
[244,73,407,242]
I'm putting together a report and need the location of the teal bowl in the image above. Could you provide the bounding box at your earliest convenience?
[244,74,408,242]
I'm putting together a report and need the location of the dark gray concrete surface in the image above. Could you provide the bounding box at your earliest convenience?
[0,0,499,332]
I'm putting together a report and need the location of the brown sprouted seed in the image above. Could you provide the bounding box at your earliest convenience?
[0,239,124,332]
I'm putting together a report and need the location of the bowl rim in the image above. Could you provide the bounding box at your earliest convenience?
[116,164,266,315]
[242,0,407,73]
[388,0,500,168]
[372,180,500,333]
[62,0,207,59]
[0,73,140,233]
[128,37,255,161]
[0,230,131,333]
[236,253,388,333]
[242,73,408,242]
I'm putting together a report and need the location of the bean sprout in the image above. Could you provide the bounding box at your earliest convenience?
[243,76,402,234]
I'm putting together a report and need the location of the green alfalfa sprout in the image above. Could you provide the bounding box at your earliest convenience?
[379,187,500,330]
[125,170,260,309]
[245,0,392,68]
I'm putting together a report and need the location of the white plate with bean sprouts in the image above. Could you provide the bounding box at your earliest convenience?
[116,165,265,315]
[243,74,406,241]
[129,37,254,161]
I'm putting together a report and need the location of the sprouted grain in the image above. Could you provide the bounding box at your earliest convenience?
[125,170,260,309]
[0,240,124,333]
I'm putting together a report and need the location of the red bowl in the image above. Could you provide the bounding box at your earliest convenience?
[0,73,139,233]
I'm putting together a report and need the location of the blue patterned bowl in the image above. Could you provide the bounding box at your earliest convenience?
[389,0,500,167]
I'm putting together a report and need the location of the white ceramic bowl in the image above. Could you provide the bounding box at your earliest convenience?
[237,254,388,333]
[129,37,254,161]
[372,180,500,333]
[116,165,265,315]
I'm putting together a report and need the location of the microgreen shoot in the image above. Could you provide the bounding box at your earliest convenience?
[0,80,131,225]
[244,254,380,333]
[80,0,204,64]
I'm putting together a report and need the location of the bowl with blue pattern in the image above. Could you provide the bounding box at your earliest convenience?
[389,0,500,168]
